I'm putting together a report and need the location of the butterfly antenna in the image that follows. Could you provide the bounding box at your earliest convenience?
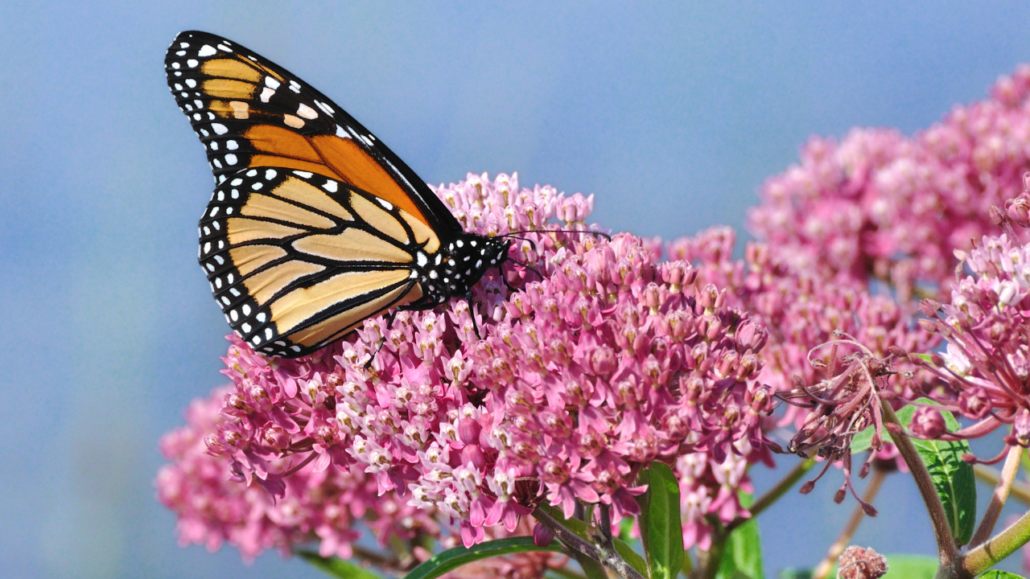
[502,228,612,241]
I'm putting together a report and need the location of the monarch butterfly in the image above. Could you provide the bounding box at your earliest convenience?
[165,31,511,358]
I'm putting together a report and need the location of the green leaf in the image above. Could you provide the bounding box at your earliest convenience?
[536,505,648,578]
[637,462,685,579]
[977,571,1027,578]
[402,537,563,579]
[297,551,386,579]
[851,399,976,546]
[716,493,764,579]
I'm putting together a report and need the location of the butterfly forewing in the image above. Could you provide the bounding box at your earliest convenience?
[169,31,512,358]
[165,31,462,236]
[199,168,434,357]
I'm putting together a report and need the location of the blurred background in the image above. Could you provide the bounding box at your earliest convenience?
[4,2,1030,577]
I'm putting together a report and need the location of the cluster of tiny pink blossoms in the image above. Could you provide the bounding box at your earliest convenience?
[157,173,774,561]
[667,227,937,430]
[157,385,441,561]
[748,66,1030,300]
[916,231,1030,457]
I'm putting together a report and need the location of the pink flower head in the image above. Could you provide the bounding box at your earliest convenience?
[158,173,774,559]
[917,232,1030,461]
[749,66,1030,300]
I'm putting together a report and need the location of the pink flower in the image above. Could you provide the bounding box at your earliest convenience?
[749,66,1030,300]
[158,173,773,560]
[916,229,1030,461]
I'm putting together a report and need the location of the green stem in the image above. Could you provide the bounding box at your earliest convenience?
[533,506,646,579]
[548,566,589,579]
[878,402,959,576]
[699,522,727,579]
[961,508,1030,576]
[969,446,1024,548]
[725,457,816,533]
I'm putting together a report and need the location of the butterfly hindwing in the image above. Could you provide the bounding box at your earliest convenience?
[199,168,435,357]
[165,30,463,237]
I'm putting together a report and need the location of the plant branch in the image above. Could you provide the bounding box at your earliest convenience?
[548,565,589,579]
[969,445,1024,548]
[973,464,1030,504]
[961,507,1030,577]
[811,467,887,579]
[726,457,816,533]
[533,506,646,579]
[350,544,400,570]
[879,400,960,569]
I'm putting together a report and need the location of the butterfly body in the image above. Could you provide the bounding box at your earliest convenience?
[167,31,508,358]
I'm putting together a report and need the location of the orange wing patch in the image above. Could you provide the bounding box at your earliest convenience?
[245,260,326,304]
[312,136,425,223]
[287,283,423,348]
[227,217,305,245]
[292,229,413,263]
[201,58,263,82]
[270,269,411,335]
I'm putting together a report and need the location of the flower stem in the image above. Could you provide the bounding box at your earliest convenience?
[973,464,1030,504]
[549,565,590,579]
[726,457,816,533]
[961,508,1030,576]
[533,506,646,579]
[811,467,887,579]
[968,445,1024,548]
[879,400,960,570]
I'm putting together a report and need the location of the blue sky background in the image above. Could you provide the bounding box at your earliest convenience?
[4,2,1030,578]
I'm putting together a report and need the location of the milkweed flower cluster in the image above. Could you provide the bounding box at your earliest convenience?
[667,227,936,429]
[748,66,1030,300]
[916,231,1030,459]
[157,173,775,562]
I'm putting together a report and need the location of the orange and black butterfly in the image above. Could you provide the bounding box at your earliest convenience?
[165,31,510,358]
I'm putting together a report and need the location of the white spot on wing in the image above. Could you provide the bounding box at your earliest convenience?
[323,181,338,193]
[211,123,228,135]
[335,125,350,138]
[293,171,312,178]
[187,59,199,68]
[225,154,238,165]
[265,77,281,89]
[297,103,318,119]
[197,45,217,57]
[260,87,275,103]
[265,169,277,180]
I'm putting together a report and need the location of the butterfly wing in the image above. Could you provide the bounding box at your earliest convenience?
[165,30,462,237]
[199,168,441,357]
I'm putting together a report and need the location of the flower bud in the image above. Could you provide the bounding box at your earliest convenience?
[533,521,555,546]
[260,423,291,452]
[909,407,946,439]
[1007,194,1030,228]
[458,417,482,445]
[460,444,486,470]
[837,545,888,579]
[959,386,992,420]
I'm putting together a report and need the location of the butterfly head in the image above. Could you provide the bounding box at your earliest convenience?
[416,234,511,304]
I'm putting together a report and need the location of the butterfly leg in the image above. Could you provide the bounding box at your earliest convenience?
[364,310,398,369]
[464,290,483,339]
